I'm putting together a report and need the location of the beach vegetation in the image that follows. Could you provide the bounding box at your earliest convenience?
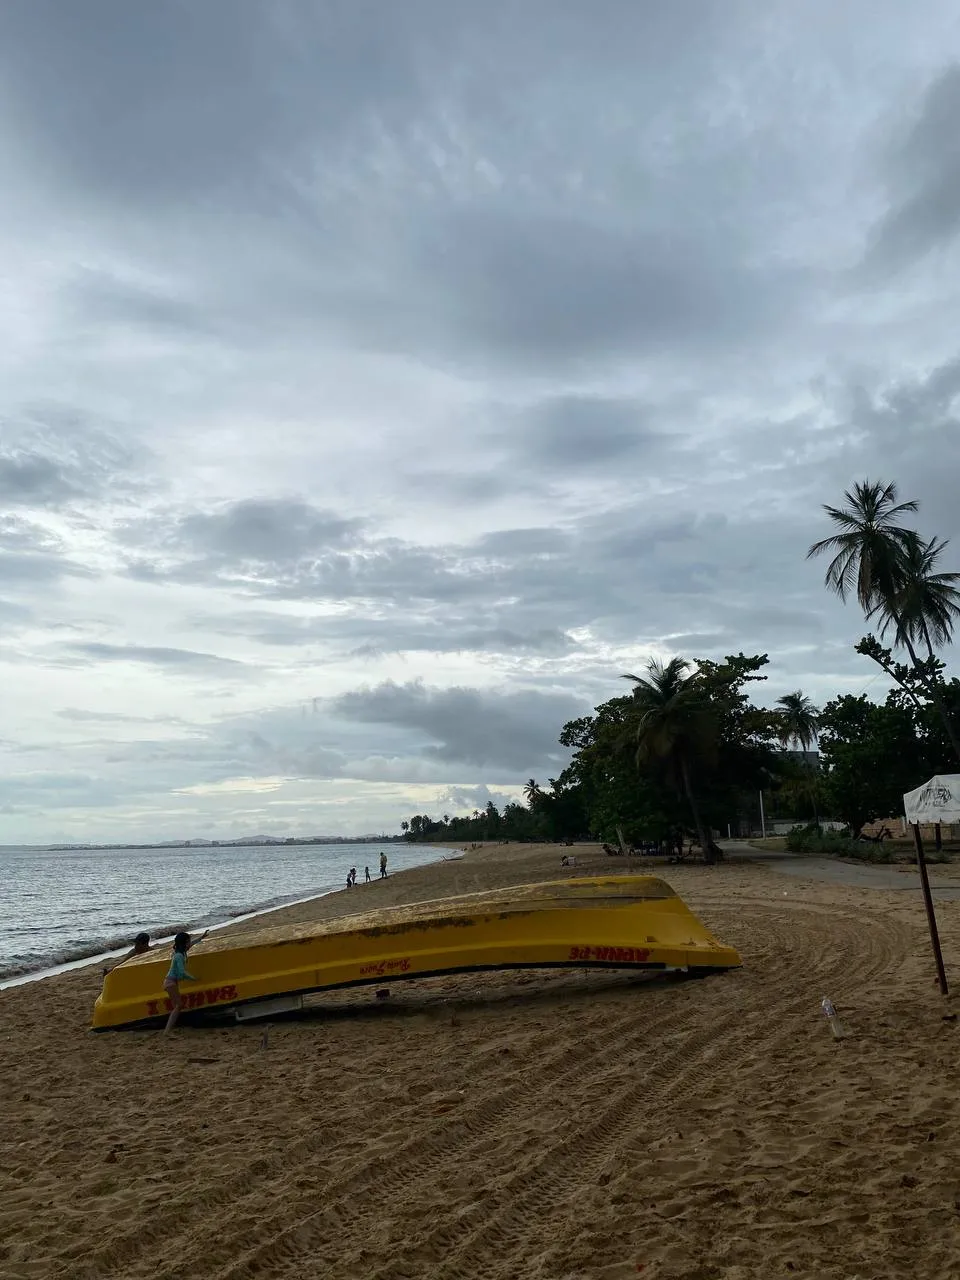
[809,479,960,763]
[400,480,960,859]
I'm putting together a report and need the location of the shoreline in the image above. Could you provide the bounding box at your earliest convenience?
[0,842,458,991]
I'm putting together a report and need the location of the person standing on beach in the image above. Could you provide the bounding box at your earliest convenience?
[364,865,371,883]
[164,932,198,1033]
[379,852,388,878]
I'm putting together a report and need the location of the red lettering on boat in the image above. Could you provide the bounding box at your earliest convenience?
[567,945,651,964]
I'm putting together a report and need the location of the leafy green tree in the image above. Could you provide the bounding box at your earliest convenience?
[817,694,928,835]
[622,657,721,862]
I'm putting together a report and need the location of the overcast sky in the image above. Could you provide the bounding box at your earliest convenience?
[3,1,960,844]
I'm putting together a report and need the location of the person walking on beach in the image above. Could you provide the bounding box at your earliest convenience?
[379,851,388,879]
[164,932,198,1033]
[364,865,371,883]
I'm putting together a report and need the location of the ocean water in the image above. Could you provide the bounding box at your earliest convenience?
[0,841,443,980]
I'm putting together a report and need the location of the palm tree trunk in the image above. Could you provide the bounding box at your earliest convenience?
[679,756,718,865]
[904,625,960,767]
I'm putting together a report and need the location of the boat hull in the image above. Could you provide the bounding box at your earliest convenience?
[91,876,740,1030]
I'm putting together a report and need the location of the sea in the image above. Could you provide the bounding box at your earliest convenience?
[0,841,444,983]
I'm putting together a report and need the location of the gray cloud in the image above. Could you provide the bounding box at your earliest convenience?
[0,452,76,505]
[338,208,806,374]
[866,63,960,272]
[435,784,517,813]
[178,499,363,563]
[333,680,586,772]
[188,607,574,658]
[65,643,248,672]
[58,707,187,725]
[0,517,96,585]
[506,396,667,472]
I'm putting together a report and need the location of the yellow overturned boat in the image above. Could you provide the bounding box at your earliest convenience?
[92,876,740,1030]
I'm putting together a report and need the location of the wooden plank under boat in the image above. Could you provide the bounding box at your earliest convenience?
[91,876,741,1030]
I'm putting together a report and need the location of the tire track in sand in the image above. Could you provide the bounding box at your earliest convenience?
[212,900,908,1280]
[156,988,699,1280]
[64,977,687,1280]
[420,902,913,1280]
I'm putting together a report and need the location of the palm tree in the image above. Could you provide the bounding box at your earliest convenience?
[807,479,917,611]
[808,482,960,763]
[868,533,960,658]
[622,657,721,863]
[775,692,821,826]
[867,531,960,762]
[523,778,542,806]
[775,691,820,753]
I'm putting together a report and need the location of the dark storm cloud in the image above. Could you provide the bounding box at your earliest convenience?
[332,680,586,772]
[65,642,247,672]
[865,64,960,271]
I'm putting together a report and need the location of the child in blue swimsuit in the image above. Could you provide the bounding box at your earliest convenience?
[164,931,199,1033]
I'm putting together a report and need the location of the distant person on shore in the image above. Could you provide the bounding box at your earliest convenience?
[350,867,358,887]
[164,932,198,1033]
[364,865,371,883]
[346,871,353,889]
[379,852,388,879]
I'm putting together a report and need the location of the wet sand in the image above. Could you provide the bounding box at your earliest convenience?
[4,841,960,1279]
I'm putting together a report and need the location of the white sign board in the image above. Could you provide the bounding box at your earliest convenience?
[903,775,960,825]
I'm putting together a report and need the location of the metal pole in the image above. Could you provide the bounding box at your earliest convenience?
[912,822,949,996]
[759,790,766,839]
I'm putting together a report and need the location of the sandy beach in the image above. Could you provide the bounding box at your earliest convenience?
[4,842,960,1279]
